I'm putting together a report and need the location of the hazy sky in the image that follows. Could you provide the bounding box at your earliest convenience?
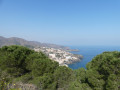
[0,0,120,46]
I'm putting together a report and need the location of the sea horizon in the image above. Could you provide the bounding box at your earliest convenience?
[68,45,120,69]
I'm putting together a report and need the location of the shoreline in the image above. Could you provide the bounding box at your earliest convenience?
[34,47,83,67]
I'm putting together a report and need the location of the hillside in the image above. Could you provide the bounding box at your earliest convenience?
[0,36,69,50]
[0,45,119,90]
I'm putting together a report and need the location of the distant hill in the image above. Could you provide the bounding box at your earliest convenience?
[0,36,69,50]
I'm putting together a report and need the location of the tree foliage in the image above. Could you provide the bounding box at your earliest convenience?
[0,45,120,90]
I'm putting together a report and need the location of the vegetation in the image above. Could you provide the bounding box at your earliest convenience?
[0,45,120,90]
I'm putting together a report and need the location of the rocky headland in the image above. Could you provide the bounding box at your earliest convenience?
[34,47,83,66]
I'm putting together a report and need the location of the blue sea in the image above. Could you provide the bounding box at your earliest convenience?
[68,46,120,69]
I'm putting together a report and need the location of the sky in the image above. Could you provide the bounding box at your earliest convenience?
[0,0,120,46]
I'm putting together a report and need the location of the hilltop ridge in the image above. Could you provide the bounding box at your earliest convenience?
[0,36,70,50]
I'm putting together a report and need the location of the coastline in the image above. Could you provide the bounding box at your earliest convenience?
[34,47,83,67]
[59,54,83,67]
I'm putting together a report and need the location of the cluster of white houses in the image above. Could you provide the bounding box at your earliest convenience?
[34,47,82,66]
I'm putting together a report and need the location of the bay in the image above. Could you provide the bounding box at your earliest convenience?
[68,46,120,69]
